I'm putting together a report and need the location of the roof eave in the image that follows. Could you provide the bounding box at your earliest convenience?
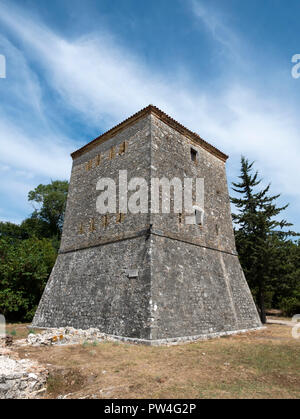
[71,105,229,162]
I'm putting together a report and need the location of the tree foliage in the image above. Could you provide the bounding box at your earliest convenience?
[27,180,69,240]
[0,237,57,321]
[231,157,299,322]
[0,180,68,322]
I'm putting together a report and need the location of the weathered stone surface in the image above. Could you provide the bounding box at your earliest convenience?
[26,327,107,346]
[59,115,151,254]
[150,235,261,340]
[0,355,48,399]
[33,237,151,338]
[32,106,262,342]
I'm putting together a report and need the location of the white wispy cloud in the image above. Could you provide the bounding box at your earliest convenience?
[0,118,72,179]
[0,115,72,223]
[190,0,242,61]
[0,0,299,226]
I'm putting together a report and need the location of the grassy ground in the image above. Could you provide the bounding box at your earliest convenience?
[6,323,41,340]
[6,321,300,399]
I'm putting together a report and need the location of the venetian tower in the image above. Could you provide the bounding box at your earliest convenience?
[32,105,262,344]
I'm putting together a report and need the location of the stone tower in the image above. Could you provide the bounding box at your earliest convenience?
[32,105,262,344]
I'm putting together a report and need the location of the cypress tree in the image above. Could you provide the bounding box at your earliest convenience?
[231,157,297,323]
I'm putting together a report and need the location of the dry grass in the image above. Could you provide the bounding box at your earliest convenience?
[6,323,44,341]
[10,322,300,399]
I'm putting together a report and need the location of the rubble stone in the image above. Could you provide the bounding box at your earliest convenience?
[26,327,106,346]
[0,355,48,399]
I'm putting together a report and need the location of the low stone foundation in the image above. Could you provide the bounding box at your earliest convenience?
[97,326,265,346]
[28,325,265,347]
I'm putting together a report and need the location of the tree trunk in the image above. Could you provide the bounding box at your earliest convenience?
[258,286,267,324]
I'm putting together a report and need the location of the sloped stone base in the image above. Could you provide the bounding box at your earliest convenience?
[32,234,262,343]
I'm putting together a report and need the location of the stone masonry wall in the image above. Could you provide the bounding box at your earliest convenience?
[32,108,262,342]
[147,114,261,340]
[150,114,236,254]
[60,115,152,254]
[32,236,152,339]
[149,235,261,340]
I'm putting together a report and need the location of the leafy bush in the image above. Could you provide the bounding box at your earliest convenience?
[280,296,300,317]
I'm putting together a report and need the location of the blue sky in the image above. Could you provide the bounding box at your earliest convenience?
[0,0,299,230]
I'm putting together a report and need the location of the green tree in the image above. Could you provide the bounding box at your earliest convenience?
[0,180,69,322]
[0,221,29,242]
[272,239,300,316]
[0,236,57,321]
[27,180,69,239]
[231,157,297,323]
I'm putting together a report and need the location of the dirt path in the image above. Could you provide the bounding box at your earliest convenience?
[267,318,298,327]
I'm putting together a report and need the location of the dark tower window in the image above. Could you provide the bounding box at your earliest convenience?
[191,148,198,162]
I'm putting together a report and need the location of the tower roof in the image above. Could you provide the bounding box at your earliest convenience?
[71,105,228,162]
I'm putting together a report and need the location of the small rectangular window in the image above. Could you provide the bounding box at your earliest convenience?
[119,142,126,155]
[95,154,101,166]
[109,147,116,160]
[195,209,204,226]
[85,160,93,171]
[191,148,198,162]
[103,214,109,228]
[78,222,84,235]
[116,213,125,223]
[89,218,96,232]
